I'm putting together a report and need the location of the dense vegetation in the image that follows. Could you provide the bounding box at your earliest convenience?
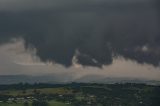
[0,83,159,106]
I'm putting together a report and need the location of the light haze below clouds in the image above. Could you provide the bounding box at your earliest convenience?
[0,39,160,82]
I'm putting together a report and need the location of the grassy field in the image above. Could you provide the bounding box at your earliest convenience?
[37,88,72,94]
[0,102,30,106]
[0,87,72,96]
[49,100,71,106]
[0,100,71,106]
[0,87,72,106]
[0,83,159,106]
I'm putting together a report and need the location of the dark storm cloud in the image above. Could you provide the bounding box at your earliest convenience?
[0,0,160,67]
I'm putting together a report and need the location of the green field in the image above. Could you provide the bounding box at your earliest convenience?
[0,87,73,106]
[0,87,72,106]
[0,83,159,106]
[49,100,71,106]
[0,87,72,96]
[0,101,71,106]
[0,102,30,106]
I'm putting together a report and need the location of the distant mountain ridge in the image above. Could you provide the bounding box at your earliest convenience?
[0,75,160,85]
[0,75,59,84]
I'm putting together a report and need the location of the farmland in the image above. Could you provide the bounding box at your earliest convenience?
[0,83,160,106]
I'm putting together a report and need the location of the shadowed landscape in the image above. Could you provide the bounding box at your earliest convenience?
[0,83,160,106]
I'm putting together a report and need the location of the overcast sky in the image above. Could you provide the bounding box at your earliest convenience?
[0,0,160,82]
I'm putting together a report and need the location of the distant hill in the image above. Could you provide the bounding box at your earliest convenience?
[0,75,160,85]
[75,75,160,85]
[0,75,60,84]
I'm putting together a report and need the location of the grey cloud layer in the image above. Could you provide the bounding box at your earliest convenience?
[0,0,160,67]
